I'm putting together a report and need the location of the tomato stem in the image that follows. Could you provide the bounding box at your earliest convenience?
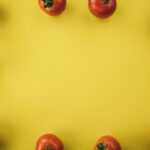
[96,143,107,150]
[42,0,54,8]
[102,0,110,4]
[44,146,53,150]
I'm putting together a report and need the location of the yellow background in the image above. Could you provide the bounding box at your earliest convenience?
[0,0,150,150]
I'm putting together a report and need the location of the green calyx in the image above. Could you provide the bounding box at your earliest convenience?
[96,143,108,150]
[42,0,54,8]
[44,146,53,150]
[102,0,110,4]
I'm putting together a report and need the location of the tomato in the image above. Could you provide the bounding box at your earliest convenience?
[38,0,66,16]
[36,134,64,150]
[88,0,117,18]
[94,135,121,150]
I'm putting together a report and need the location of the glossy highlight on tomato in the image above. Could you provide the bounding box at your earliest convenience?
[38,0,66,16]
[94,135,121,150]
[88,0,117,18]
[36,134,64,150]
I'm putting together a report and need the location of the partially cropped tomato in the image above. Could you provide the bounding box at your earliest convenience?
[38,0,66,16]
[36,134,64,150]
[88,0,117,18]
[94,135,121,150]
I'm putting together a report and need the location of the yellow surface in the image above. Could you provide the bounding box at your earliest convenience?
[0,0,150,150]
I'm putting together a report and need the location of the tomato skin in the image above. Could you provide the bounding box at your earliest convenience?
[94,135,121,150]
[36,134,64,150]
[38,0,66,16]
[88,0,117,18]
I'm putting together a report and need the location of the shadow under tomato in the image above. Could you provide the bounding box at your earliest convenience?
[0,137,8,150]
[0,122,14,150]
[0,6,8,25]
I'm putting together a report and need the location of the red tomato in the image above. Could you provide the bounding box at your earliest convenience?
[36,134,64,150]
[88,0,117,18]
[38,0,66,16]
[94,135,121,150]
